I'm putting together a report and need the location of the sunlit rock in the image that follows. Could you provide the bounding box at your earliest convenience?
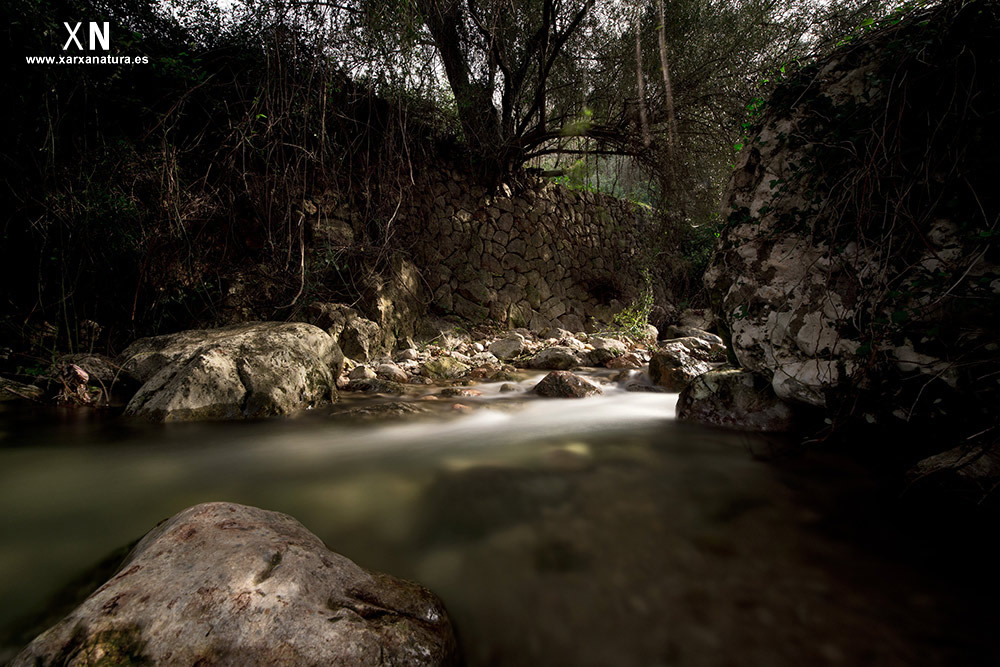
[585,336,628,365]
[489,334,525,360]
[526,346,586,371]
[395,348,421,362]
[421,357,471,380]
[119,322,342,422]
[648,341,715,392]
[532,371,603,398]
[12,502,459,666]
[349,364,377,380]
[377,362,410,384]
[658,326,723,348]
[304,302,385,362]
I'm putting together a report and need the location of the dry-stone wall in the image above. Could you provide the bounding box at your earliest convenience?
[399,170,665,332]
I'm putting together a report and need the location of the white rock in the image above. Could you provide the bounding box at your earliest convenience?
[119,323,342,422]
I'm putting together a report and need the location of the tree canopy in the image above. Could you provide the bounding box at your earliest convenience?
[304,0,910,202]
[0,0,915,348]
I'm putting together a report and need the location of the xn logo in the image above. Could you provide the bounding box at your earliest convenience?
[63,22,109,51]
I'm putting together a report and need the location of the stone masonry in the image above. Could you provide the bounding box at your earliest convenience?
[398,170,665,332]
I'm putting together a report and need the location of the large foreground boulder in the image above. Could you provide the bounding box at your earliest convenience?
[676,368,799,432]
[13,502,459,666]
[119,322,343,422]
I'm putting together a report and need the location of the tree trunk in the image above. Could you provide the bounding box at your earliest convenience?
[635,9,651,148]
[417,0,504,174]
[656,0,678,162]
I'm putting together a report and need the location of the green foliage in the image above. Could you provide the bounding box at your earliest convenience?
[607,272,655,339]
[15,361,50,378]
[680,213,723,276]
[550,159,600,194]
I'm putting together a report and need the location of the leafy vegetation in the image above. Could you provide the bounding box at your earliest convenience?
[1,0,912,355]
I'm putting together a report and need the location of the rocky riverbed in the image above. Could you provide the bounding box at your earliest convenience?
[5,311,734,423]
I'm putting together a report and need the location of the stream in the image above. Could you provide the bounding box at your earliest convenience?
[0,371,996,665]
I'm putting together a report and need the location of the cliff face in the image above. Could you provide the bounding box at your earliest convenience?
[707,1,999,442]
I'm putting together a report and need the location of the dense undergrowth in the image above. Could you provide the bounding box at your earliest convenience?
[2,0,719,366]
[1,0,467,358]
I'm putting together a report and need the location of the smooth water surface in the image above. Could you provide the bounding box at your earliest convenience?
[0,382,996,665]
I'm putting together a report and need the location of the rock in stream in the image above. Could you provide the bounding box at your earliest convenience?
[12,502,459,666]
[119,322,343,422]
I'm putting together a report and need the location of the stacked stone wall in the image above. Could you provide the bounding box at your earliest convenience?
[399,169,665,332]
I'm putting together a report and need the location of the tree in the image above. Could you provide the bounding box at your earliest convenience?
[341,0,904,190]
[411,0,626,178]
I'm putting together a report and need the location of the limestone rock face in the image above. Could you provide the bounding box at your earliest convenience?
[12,502,459,666]
[676,368,798,432]
[362,257,425,353]
[706,2,999,431]
[532,371,603,398]
[119,322,342,422]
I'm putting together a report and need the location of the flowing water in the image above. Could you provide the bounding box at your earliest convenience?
[0,373,996,665]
